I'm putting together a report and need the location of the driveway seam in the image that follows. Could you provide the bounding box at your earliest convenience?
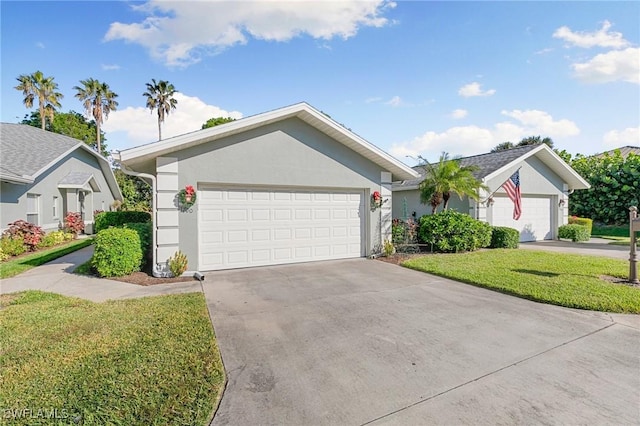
[360,322,617,425]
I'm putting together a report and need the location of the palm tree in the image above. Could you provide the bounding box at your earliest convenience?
[73,78,118,155]
[14,71,63,130]
[418,152,489,214]
[143,79,178,141]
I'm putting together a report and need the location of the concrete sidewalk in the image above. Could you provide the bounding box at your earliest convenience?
[0,246,202,302]
[520,238,632,259]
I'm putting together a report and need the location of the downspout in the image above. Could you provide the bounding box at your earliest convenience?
[113,153,163,277]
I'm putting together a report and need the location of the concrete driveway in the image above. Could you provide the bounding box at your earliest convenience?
[203,259,640,425]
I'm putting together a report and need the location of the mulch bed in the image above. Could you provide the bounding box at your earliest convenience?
[375,252,429,265]
[111,271,196,286]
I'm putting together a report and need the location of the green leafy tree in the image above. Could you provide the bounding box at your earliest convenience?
[14,70,63,130]
[114,169,152,212]
[418,152,488,214]
[143,79,178,141]
[74,78,119,154]
[201,116,236,129]
[491,136,554,152]
[21,110,108,155]
[569,150,640,224]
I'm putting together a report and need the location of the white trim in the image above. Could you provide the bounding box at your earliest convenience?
[484,144,590,190]
[119,103,419,181]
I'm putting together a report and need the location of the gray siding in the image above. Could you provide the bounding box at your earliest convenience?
[160,117,388,270]
[0,149,116,232]
[393,155,565,221]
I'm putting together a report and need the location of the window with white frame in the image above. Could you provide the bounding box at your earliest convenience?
[53,196,59,219]
[26,194,40,224]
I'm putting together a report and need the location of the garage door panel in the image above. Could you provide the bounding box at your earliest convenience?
[492,196,552,242]
[199,188,364,270]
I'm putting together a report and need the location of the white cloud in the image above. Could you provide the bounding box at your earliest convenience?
[553,20,630,49]
[458,82,496,97]
[389,109,579,160]
[104,0,396,67]
[385,96,403,107]
[36,42,45,49]
[571,47,640,84]
[102,93,243,150]
[450,109,468,119]
[101,64,121,71]
[603,126,640,148]
[365,96,383,104]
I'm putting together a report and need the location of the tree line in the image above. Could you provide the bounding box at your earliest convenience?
[14,71,179,154]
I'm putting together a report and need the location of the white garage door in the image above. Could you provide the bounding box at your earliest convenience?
[492,196,553,242]
[198,187,364,270]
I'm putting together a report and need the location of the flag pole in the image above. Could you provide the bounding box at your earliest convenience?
[479,166,522,204]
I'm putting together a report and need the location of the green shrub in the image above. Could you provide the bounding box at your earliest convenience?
[419,210,492,253]
[0,236,27,257]
[558,224,591,242]
[92,228,143,277]
[94,211,151,233]
[168,250,188,277]
[2,220,44,251]
[37,230,68,248]
[568,216,593,236]
[123,222,152,266]
[490,226,520,249]
[0,248,9,262]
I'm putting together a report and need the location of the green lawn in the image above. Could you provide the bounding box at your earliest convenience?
[0,291,225,425]
[0,238,93,279]
[403,249,640,313]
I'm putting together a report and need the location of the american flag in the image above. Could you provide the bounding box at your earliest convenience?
[502,170,522,220]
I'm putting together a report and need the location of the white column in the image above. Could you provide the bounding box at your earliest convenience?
[380,172,392,245]
[156,157,180,264]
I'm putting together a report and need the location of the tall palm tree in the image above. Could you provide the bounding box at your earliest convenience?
[419,152,488,214]
[14,71,63,130]
[143,79,178,141]
[73,78,118,155]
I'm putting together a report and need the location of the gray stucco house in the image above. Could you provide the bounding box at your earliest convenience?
[0,123,122,234]
[117,103,418,273]
[393,144,590,242]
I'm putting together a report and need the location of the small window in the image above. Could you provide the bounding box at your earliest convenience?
[53,196,59,219]
[26,194,40,225]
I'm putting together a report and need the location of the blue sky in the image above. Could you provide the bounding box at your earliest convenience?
[1,1,638,164]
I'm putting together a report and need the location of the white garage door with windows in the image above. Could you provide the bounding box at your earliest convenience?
[492,196,553,242]
[198,187,364,270]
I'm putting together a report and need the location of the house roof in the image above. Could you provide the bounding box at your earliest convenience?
[0,123,121,199]
[58,171,101,192]
[117,102,419,181]
[595,146,640,158]
[394,144,590,192]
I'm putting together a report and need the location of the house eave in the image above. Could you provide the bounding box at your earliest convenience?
[118,102,420,181]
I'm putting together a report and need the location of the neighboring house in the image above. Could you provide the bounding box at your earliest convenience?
[117,102,418,273]
[595,146,640,158]
[0,123,122,234]
[393,144,590,242]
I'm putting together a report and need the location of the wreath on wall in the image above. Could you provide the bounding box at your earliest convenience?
[371,191,387,211]
[178,185,197,209]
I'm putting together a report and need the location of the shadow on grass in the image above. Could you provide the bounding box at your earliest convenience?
[512,268,560,278]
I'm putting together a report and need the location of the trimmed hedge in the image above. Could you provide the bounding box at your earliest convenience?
[490,226,520,249]
[558,224,590,242]
[94,211,151,233]
[568,216,593,236]
[123,222,152,267]
[419,210,492,253]
[92,228,143,277]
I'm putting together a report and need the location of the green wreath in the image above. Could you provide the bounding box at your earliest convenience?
[178,185,197,209]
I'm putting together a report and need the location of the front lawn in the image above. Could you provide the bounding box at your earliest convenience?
[403,250,640,313]
[0,238,93,279]
[0,291,224,425]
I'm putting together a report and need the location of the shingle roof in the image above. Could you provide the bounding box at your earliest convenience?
[397,145,540,188]
[58,171,93,186]
[0,123,81,178]
[595,146,640,158]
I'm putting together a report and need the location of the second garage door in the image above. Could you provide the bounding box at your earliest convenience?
[492,196,553,242]
[198,187,364,270]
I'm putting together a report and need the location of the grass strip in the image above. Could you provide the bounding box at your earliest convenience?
[0,238,93,279]
[0,291,224,425]
[402,249,640,313]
